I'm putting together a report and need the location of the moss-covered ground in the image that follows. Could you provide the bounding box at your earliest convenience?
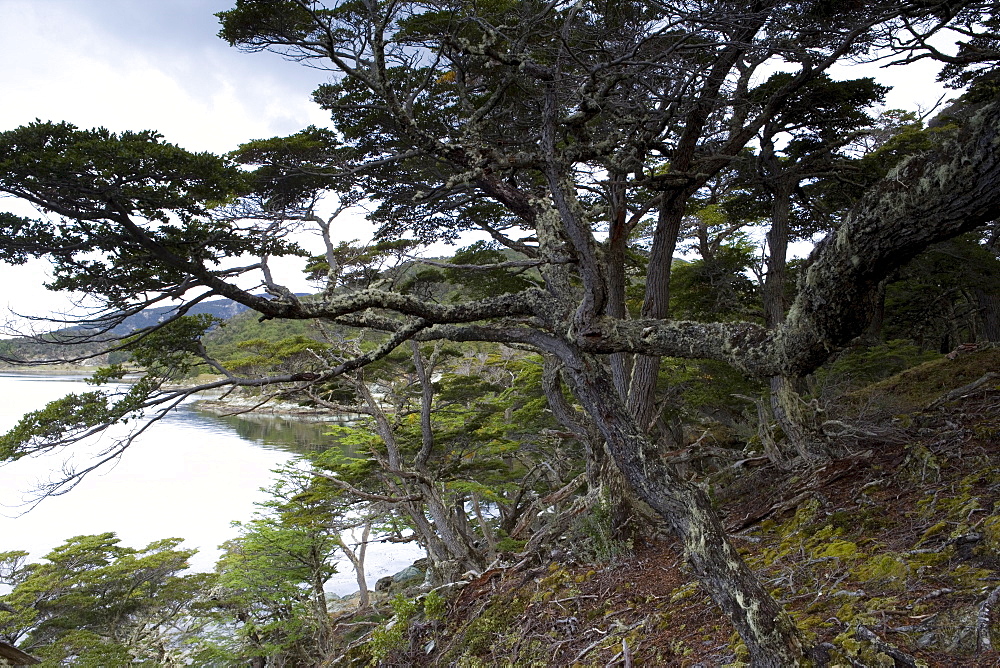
[325,349,1000,667]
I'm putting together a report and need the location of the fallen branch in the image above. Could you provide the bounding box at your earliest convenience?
[927,372,999,409]
[978,585,1000,650]
[855,624,918,668]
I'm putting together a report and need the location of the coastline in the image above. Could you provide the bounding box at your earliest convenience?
[193,397,349,422]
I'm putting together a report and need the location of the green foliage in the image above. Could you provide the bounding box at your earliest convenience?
[222,334,329,376]
[0,533,209,664]
[368,594,420,661]
[848,347,1000,412]
[202,308,320,362]
[750,72,888,155]
[659,357,765,428]
[303,238,421,288]
[670,240,760,322]
[571,497,634,565]
[443,241,535,300]
[125,313,220,377]
[884,235,1000,350]
[228,125,345,210]
[217,1,327,50]
[0,120,303,307]
[85,364,129,385]
[0,377,155,461]
[423,589,447,622]
[0,121,247,221]
[199,464,371,665]
[814,340,942,395]
[313,348,585,551]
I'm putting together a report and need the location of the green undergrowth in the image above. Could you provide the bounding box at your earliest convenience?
[742,432,1000,662]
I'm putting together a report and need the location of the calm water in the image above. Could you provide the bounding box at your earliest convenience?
[0,373,422,594]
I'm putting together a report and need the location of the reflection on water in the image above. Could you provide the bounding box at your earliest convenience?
[188,406,357,456]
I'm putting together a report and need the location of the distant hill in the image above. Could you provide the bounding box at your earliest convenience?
[0,297,273,365]
[109,298,253,335]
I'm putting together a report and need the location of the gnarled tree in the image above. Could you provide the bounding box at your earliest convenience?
[3,1,1000,663]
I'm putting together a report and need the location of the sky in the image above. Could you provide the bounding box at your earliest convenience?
[0,0,956,328]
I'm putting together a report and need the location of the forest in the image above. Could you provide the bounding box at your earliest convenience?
[2,0,1000,665]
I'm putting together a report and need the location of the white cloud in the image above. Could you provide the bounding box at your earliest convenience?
[0,0,330,152]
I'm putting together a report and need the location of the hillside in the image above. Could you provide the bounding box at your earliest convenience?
[324,349,1000,667]
[0,297,262,365]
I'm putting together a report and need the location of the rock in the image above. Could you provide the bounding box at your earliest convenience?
[375,576,393,592]
[385,565,426,595]
[392,565,424,585]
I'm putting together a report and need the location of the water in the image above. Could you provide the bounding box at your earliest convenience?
[0,373,422,594]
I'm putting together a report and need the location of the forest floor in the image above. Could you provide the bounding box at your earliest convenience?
[328,348,1000,667]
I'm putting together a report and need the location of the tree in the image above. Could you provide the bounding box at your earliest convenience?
[0,533,211,665]
[3,1,1000,663]
[883,232,1000,349]
[202,469,348,666]
[306,339,588,583]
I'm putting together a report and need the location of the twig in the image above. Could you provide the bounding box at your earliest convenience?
[927,372,999,409]
[622,638,633,668]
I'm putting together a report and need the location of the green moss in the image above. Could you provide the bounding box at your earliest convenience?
[669,582,699,604]
[854,553,909,586]
[918,521,950,544]
[980,515,1000,552]
[451,593,530,660]
[817,539,861,559]
[903,443,941,482]
[849,348,1000,412]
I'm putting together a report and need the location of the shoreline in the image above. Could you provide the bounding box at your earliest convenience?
[0,366,355,422]
[193,398,354,422]
[0,364,101,375]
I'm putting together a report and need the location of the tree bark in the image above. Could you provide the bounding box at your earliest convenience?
[976,288,1000,342]
[628,196,684,433]
[583,96,1000,378]
[560,347,805,666]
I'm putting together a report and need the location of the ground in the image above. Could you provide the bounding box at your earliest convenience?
[327,350,1000,667]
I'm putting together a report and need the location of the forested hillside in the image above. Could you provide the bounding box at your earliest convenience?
[0,297,253,365]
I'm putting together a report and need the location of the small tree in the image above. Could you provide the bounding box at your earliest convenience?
[0,533,211,665]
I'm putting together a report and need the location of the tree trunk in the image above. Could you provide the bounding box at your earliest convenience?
[601,197,685,538]
[338,521,372,610]
[762,163,827,462]
[561,349,805,665]
[976,288,1000,341]
[628,196,684,432]
[862,281,887,345]
[769,375,828,462]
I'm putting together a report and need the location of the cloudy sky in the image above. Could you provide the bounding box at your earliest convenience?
[0,1,954,326]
